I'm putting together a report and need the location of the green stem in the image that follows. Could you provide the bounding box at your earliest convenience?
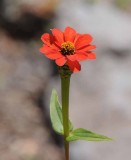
[61,75,71,160]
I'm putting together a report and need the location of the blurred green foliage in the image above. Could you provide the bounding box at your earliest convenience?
[85,0,99,4]
[114,0,131,10]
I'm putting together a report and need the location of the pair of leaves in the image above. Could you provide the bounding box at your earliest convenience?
[50,89,112,142]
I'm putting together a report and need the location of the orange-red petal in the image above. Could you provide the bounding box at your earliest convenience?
[45,53,62,60]
[67,59,81,72]
[41,33,53,46]
[40,45,62,60]
[75,34,93,50]
[55,57,66,66]
[39,45,49,53]
[77,45,96,51]
[74,33,81,43]
[41,34,60,50]
[51,28,64,46]
[40,45,54,53]
[66,55,77,61]
[77,54,88,61]
[86,52,96,59]
[64,26,76,42]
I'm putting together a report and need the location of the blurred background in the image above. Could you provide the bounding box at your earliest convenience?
[0,0,131,159]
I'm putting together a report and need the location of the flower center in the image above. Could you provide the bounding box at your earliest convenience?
[61,41,75,55]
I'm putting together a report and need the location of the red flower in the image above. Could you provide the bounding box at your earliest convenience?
[40,26,96,72]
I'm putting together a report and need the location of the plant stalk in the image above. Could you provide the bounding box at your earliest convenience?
[61,75,71,160]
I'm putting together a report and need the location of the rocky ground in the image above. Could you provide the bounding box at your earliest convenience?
[0,0,63,160]
[54,0,131,160]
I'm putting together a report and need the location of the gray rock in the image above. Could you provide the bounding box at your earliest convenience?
[0,31,63,160]
[56,1,131,51]
[50,1,131,160]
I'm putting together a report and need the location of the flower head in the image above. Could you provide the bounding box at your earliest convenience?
[40,27,96,72]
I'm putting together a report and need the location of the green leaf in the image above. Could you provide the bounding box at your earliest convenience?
[50,89,73,135]
[66,128,112,142]
[50,89,63,134]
